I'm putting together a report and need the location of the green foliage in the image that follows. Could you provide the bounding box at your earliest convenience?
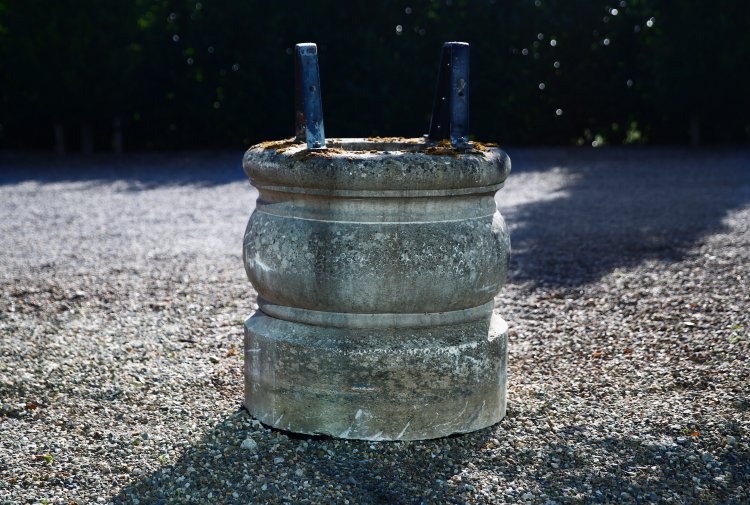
[0,0,748,150]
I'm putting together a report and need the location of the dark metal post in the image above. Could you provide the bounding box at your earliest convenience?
[427,42,470,148]
[294,43,326,150]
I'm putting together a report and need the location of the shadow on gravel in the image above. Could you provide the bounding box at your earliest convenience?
[110,407,749,504]
[468,423,750,503]
[110,407,496,504]
[500,148,750,287]
[0,152,245,187]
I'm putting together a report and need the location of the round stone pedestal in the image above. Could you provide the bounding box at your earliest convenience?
[244,307,508,440]
[242,138,511,440]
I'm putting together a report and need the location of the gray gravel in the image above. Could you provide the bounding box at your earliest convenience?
[1,148,749,504]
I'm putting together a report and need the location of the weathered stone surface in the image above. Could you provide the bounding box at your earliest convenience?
[243,138,511,194]
[242,137,511,440]
[244,311,508,440]
[244,200,509,314]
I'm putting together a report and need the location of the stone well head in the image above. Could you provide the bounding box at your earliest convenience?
[241,43,511,441]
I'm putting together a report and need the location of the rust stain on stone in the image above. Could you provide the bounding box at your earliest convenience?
[252,138,297,153]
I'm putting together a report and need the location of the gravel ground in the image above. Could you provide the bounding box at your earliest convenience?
[1,148,749,504]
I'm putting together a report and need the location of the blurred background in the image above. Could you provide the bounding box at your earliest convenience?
[1,0,748,153]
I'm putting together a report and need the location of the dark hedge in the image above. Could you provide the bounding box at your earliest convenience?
[1,0,748,151]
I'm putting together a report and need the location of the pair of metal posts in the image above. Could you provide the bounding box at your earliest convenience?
[294,41,471,150]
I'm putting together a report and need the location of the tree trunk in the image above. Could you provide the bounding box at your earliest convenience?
[54,123,65,155]
[81,123,94,154]
[113,116,123,155]
[689,116,701,147]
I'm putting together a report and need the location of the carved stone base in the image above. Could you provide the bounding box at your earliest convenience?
[243,309,507,441]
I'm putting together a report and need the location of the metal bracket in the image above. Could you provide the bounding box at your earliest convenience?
[294,43,326,150]
[427,42,470,148]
